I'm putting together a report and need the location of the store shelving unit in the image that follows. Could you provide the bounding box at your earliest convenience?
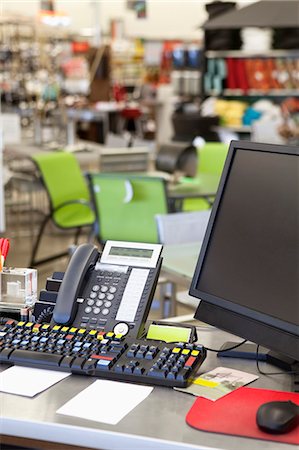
[202,0,299,101]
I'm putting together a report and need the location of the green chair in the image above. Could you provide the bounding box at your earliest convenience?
[183,142,229,211]
[88,173,169,244]
[30,151,96,267]
[89,173,171,317]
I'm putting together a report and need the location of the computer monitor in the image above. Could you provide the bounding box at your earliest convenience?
[190,140,299,363]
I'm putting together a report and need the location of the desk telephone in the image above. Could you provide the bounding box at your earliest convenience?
[0,240,207,387]
[51,241,163,338]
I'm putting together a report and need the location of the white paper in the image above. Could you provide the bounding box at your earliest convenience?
[0,366,70,397]
[57,380,153,425]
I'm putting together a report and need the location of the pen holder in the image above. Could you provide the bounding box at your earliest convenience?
[0,267,37,308]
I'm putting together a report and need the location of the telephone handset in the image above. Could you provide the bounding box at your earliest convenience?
[51,241,163,338]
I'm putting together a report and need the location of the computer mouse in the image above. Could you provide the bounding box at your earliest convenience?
[256,400,299,434]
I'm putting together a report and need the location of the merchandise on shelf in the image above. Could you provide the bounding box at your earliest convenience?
[204,55,299,96]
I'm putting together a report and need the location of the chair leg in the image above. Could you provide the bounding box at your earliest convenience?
[74,227,81,245]
[30,215,70,267]
[29,214,50,267]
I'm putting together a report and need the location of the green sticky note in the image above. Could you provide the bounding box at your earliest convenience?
[146,324,191,343]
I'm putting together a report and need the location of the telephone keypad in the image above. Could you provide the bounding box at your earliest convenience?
[87,299,95,306]
[78,269,126,329]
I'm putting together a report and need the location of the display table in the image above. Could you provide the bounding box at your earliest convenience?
[167,174,219,212]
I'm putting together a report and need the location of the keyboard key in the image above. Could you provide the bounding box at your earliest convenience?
[133,366,145,375]
[182,349,190,355]
[96,359,112,370]
[71,357,87,370]
[185,356,197,367]
[60,356,75,368]
[114,363,124,373]
[10,350,63,368]
[0,347,14,361]
[166,372,176,380]
[148,368,167,378]
[124,365,134,374]
[176,368,191,382]
[82,359,97,373]
[145,351,155,360]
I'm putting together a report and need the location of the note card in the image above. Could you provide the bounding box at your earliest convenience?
[0,366,70,397]
[57,380,153,425]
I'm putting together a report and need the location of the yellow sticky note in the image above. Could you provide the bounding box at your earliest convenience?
[193,378,219,388]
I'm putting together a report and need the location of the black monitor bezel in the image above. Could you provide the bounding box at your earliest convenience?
[190,140,299,358]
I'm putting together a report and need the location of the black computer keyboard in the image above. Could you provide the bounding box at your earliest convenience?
[0,320,206,388]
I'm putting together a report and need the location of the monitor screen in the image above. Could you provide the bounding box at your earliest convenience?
[190,141,299,361]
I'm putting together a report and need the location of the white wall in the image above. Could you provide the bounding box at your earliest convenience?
[1,0,258,41]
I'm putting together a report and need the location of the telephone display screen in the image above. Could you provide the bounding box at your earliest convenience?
[109,246,154,259]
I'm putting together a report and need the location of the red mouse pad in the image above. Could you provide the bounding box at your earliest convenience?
[186,387,299,445]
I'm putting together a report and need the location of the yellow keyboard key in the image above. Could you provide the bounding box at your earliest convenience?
[69,327,77,333]
[182,349,190,355]
[191,350,200,357]
[17,321,25,327]
[61,327,69,332]
[78,328,86,334]
[53,325,61,331]
[106,332,114,338]
[89,330,97,336]
[172,348,181,354]
[41,324,50,330]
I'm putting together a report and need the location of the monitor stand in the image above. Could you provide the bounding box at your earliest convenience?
[195,301,299,391]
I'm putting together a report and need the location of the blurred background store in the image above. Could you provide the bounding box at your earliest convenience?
[0,0,298,317]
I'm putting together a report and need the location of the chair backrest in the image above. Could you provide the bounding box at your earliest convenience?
[197,142,229,176]
[89,174,169,243]
[31,151,94,227]
[155,210,211,245]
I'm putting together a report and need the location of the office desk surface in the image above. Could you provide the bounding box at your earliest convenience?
[1,327,295,450]
[168,174,219,199]
[167,175,219,212]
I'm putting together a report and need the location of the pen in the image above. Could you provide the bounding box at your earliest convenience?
[0,238,10,266]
